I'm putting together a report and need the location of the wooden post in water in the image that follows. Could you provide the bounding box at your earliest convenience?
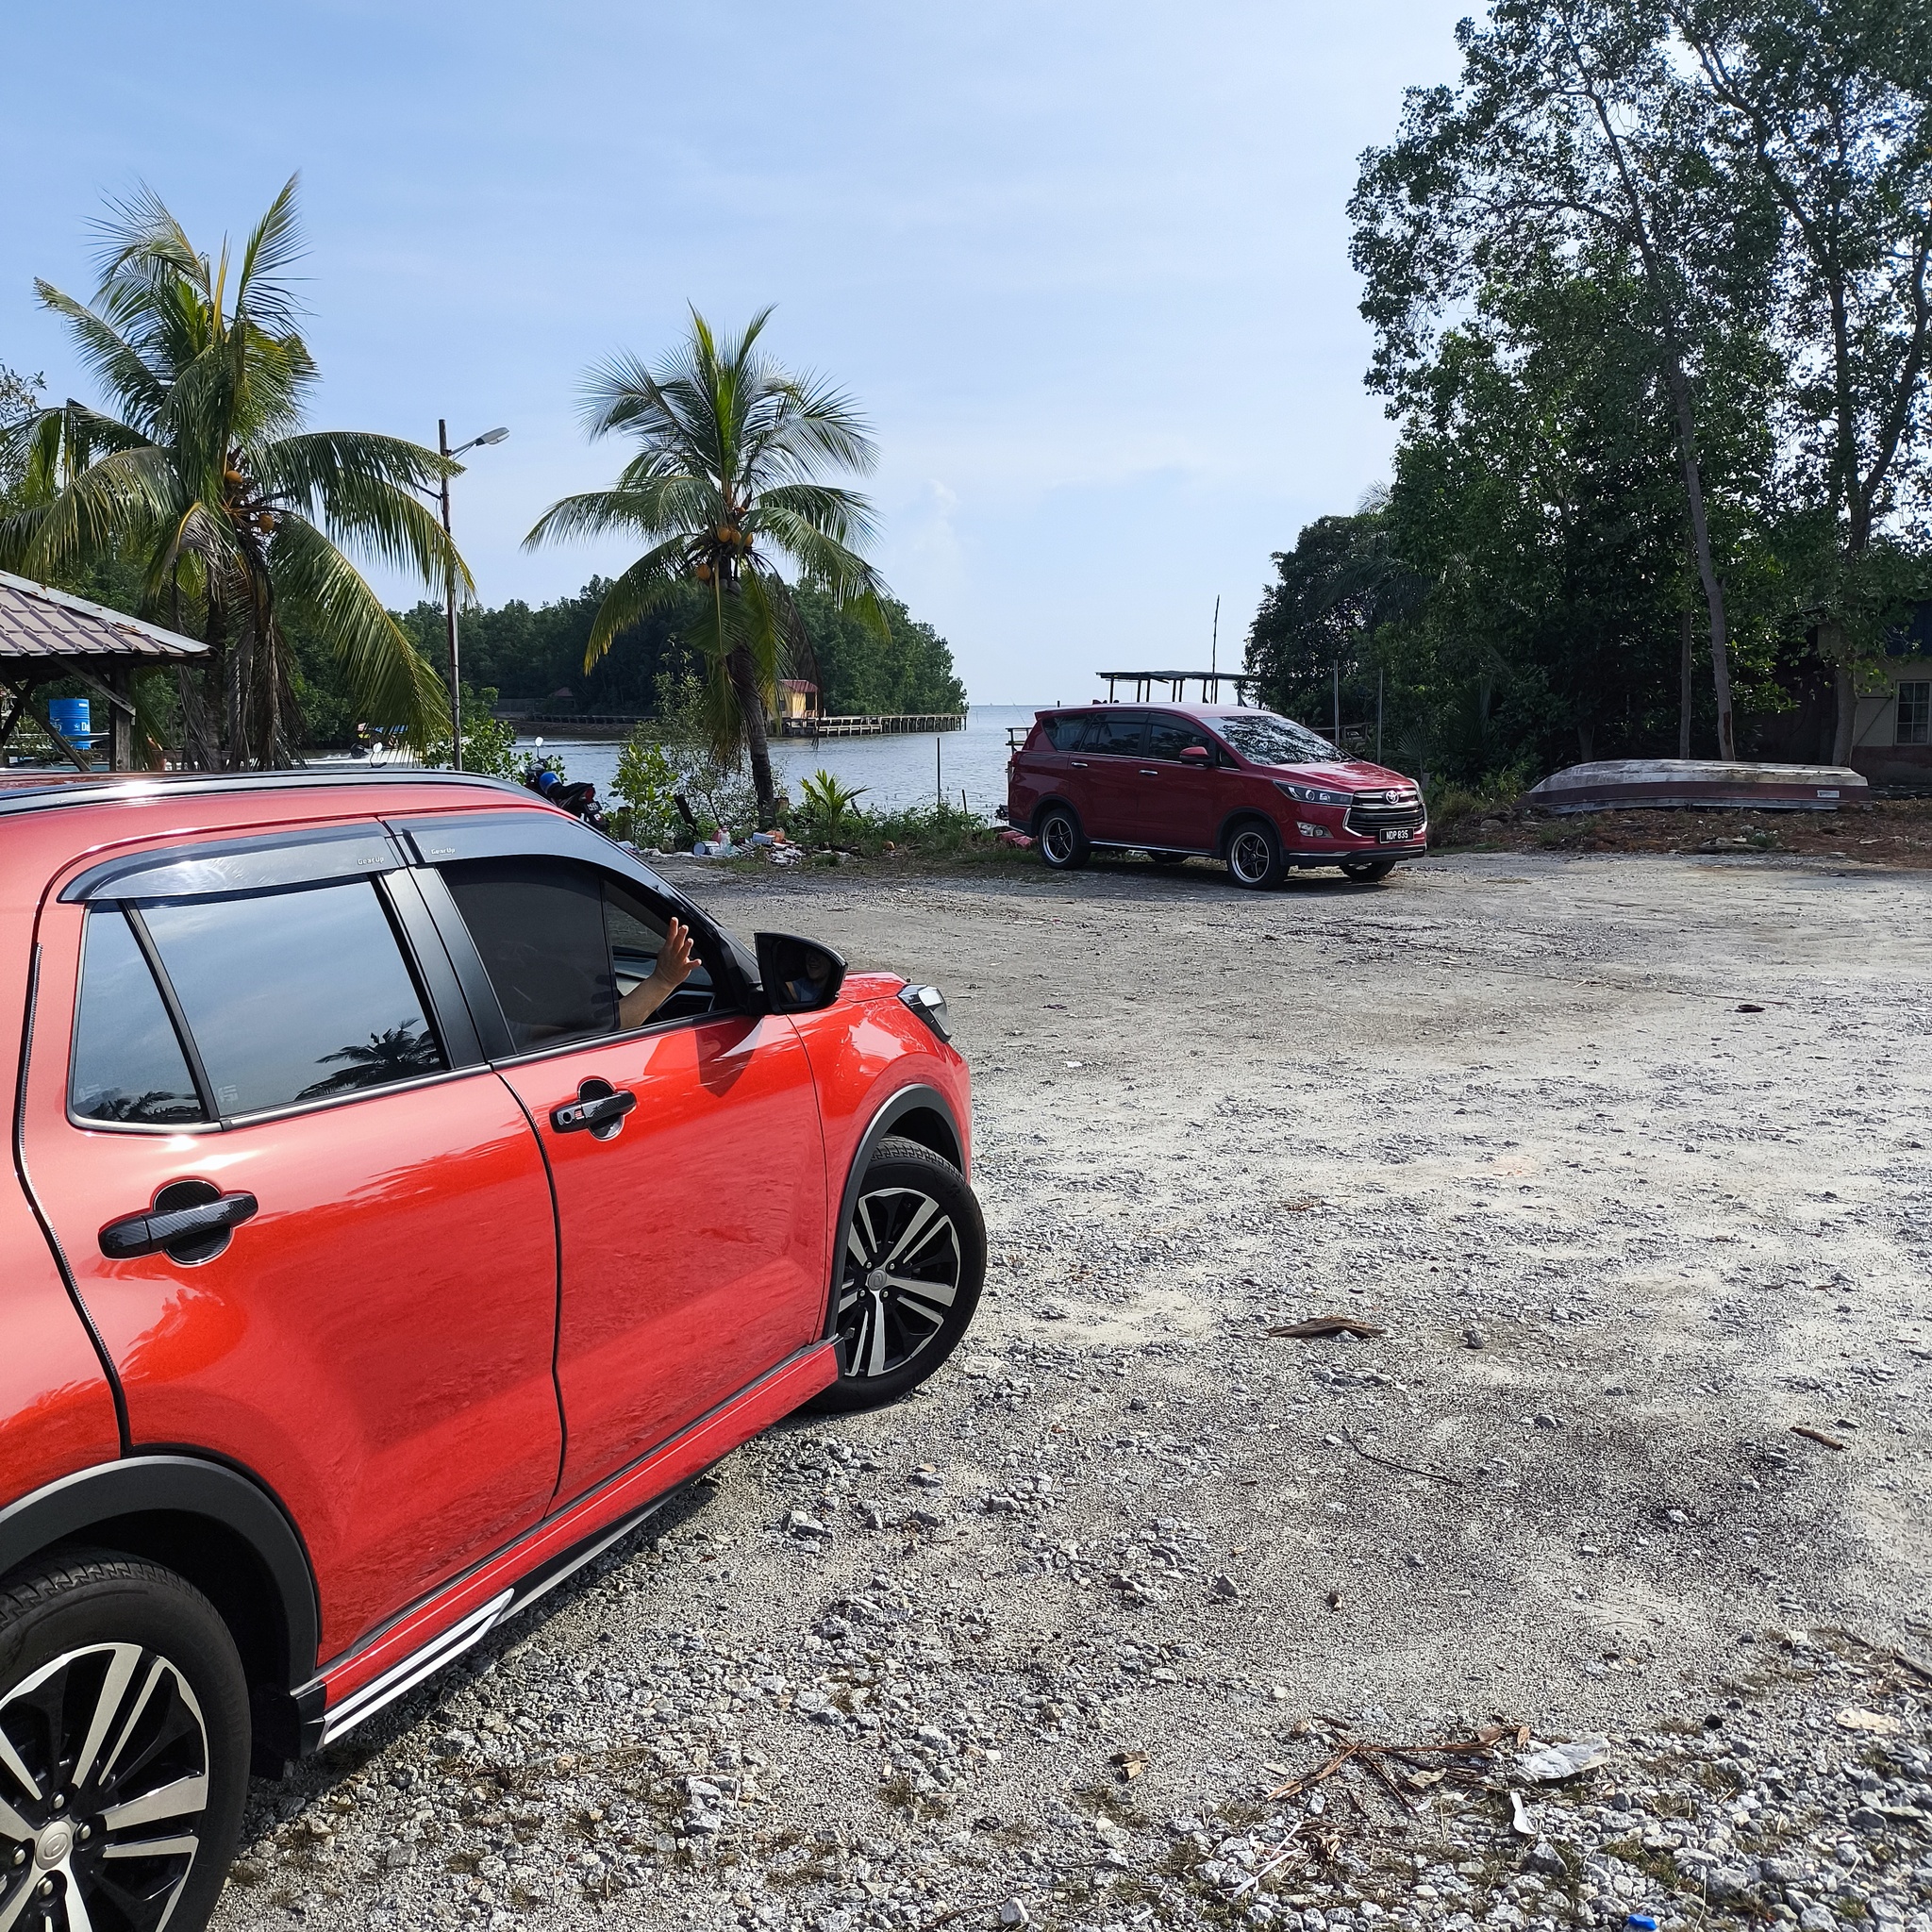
[935,735,941,809]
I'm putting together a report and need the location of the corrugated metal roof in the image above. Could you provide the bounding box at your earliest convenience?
[0,570,207,665]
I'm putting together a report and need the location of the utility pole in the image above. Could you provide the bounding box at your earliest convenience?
[1210,595,1220,679]
[1333,661,1341,747]
[438,421,461,769]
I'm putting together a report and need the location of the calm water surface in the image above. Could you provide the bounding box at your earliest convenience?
[515,705,1045,818]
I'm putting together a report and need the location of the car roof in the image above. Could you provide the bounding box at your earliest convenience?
[1037,701,1257,719]
[0,769,527,820]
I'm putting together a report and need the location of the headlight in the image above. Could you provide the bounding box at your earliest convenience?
[899,984,952,1041]
[1274,780,1352,807]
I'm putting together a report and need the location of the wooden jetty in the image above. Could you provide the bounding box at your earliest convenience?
[784,712,966,739]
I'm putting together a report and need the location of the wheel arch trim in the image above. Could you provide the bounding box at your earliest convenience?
[0,1454,321,1690]
[823,1083,967,1343]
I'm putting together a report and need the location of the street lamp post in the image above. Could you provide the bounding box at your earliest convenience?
[436,421,508,770]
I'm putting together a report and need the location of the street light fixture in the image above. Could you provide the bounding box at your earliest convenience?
[437,421,509,770]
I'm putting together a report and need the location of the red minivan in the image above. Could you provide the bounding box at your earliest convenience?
[1006,703,1427,887]
[0,771,981,1932]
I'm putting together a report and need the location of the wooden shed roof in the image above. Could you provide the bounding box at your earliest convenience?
[0,570,207,666]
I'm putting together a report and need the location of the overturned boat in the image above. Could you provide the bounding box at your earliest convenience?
[1524,758,1867,813]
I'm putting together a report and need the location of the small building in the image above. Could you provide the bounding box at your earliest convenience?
[0,569,207,772]
[1848,611,1931,784]
[774,679,819,725]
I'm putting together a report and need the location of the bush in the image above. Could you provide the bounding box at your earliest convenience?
[420,685,521,778]
[609,671,789,850]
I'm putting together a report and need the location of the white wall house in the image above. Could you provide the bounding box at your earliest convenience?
[1851,655,1932,784]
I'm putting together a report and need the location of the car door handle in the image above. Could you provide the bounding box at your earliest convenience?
[99,1191,258,1260]
[1139,767,1158,776]
[1069,759,1089,768]
[551,1088,638,1133]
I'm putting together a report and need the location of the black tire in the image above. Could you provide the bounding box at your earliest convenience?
[1339,858,1397,883]
[1148,851,1188,866]
[0,1551,250,1932]
[808,1137,988,1413]
[1035,803,1091,871]
[1224,818,1285,890]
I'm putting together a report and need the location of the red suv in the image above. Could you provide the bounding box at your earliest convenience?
[0,772,981,1932]
[1006,704,1426,886]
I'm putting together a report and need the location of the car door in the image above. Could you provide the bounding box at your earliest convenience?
[410,830,829,1504]
[1141,712,1224,850]
[1075,710,1149,843]
[21,830,564,1663]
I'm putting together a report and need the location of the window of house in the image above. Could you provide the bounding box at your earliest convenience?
[1898,679,1930,746]
[138,879,444,1117]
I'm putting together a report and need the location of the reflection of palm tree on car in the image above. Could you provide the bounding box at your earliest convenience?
[296,1022,443,1101]
[526,308,888,828]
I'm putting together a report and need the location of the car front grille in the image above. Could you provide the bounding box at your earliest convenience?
[1345,794,1424,838]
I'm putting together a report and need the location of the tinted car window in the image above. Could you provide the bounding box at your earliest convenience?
[442,859,614,1050]
[141,880,444,1116]
[1146,715,1216,760]
[1212,710,1341,766]
[1085,712,1147,756]
[441,859,715,1053]
[70,908,207,1126]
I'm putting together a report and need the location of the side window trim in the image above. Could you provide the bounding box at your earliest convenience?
[61,823,406,904]
[119,903,219,1122]
[379,870,485,1070]
[409,866,516,1062]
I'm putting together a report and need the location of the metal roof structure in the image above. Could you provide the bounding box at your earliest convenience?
[0,569,207,771]
[1097,669,1257,705]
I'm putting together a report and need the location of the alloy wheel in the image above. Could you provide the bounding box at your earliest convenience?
[1228,828,1274,885]
[1040,815,1075,864]
[837,1184,964,1378]
[0,1643,211,1932]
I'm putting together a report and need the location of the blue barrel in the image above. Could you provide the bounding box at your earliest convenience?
[46,697,92,745]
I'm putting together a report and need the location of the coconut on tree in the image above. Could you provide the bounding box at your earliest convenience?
[525,307,888,825]
[0,176,461,767]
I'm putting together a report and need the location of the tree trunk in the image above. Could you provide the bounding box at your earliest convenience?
[726,644,777,828]
[1679,609,1693,758]
[1660,355,1737,759]
[1822,623,1856,766]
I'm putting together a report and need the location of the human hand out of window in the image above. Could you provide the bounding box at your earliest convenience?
[619,916,696,1028]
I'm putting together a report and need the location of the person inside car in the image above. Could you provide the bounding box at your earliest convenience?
[619,914,696,1027]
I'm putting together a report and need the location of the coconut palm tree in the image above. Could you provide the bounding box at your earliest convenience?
[0,177,461,767]
[525,307,887,825]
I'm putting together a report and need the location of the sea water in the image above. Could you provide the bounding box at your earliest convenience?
[516,703,1046,819]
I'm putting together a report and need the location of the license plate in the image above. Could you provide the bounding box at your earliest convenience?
[1379,827,1408,843]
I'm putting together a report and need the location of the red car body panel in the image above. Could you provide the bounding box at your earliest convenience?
[0,776,972,1730]
[24,879,568,1658]
[1006,702,1427,865]
[498,1008,828,1506]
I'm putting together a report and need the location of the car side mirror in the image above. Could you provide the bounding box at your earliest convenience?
[1180,744,1213,765]
[755,932,847,1013]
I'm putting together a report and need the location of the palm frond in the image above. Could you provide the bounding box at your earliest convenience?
[256,431,468,592]
[232,174,305,335]
[32,283,171,433]
[583,538,691,664]
[270,514,447,739]
[20,446,188,577]
[751,481,879,550]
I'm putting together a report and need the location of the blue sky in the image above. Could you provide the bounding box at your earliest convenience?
[2,2,1464,704]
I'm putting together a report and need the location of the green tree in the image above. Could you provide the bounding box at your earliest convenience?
[791,586,965,716]
[0,178,461,767]
[1674,0,1932,759]
[1352,0,1782,758]
[526,307,888,826]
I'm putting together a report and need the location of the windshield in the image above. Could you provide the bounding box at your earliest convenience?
[1211,711,1344,767]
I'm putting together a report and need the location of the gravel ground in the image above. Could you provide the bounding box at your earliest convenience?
[215,852,1932,1932]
